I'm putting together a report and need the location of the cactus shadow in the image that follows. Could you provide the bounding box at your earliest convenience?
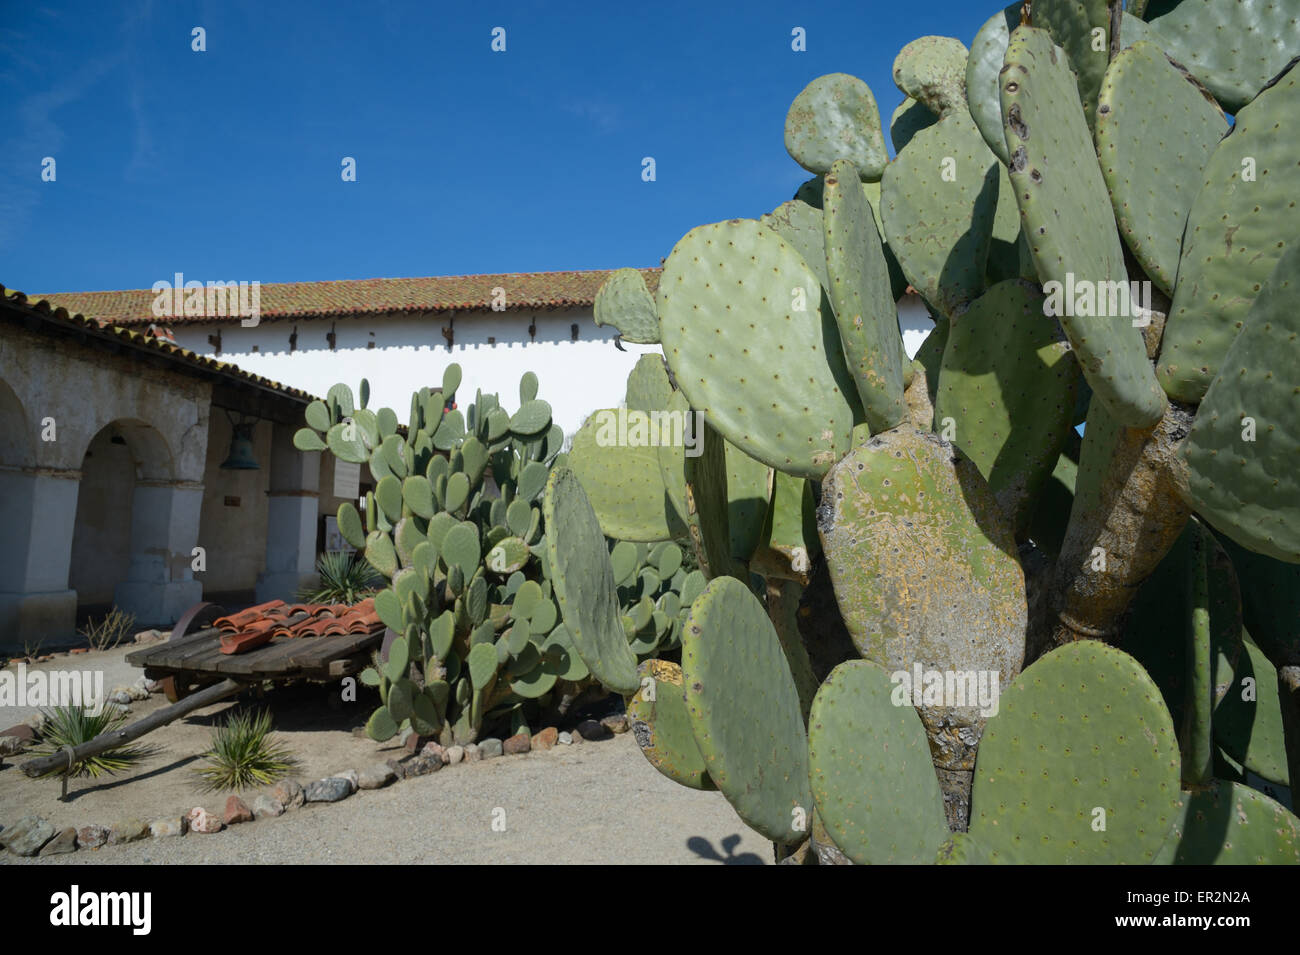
[686,834,765,865]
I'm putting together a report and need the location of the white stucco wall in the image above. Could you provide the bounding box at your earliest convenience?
[171,299,935,438]
[171,307,658,439]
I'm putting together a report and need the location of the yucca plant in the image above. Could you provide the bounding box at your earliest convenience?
[194,708,298,793]
[296,550,381,605]
[32,704,158,784]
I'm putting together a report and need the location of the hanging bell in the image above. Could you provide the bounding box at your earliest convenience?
[220,420,260,469]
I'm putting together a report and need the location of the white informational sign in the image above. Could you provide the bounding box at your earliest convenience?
[334,459,360,500]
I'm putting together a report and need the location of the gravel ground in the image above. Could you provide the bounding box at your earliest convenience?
[5,733,771,865]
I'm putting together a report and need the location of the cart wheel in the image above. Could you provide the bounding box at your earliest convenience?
[161,676,196,703]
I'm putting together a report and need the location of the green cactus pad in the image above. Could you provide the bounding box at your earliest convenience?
[681,576,813,844]
[1179,245,1300,563]
[889,96,937,153]
[486,536,529,575]
[1001,26,1167,428]
[722,439,770,563]
[1144,0,1300,113]
[819,428,1027,770]
[935,279,1080,533]
[623,354,673,413]
[326,421,368,463]
[627,659,715,791]
[1214,637,1291,787]
[594,268,660,344]
[440,522,480,579]
[823,158,908,432]
[681,417,743,581]
[784,73,888,182]
[892,35,968,118]
[336,502,365,550]
[654,392,692,531]
[808,660,950,865]
[1218,535,1300,670]
[365,706,399,742]
[1161,780,1300,864]
[364,530,398,579]
[967,4,1022,163]
[509,399,552,437]
[657,218,863,479]
[292,428,326,453]
[1033,0,1112,130]
[968,641,1183,864]
[544,468,640,694]
[751,471,818,585]
[880,110,999,318]
[1157,62,1299,404]
[567,409,681,542]
[759,199,830,292]
[1096,42,1228,297]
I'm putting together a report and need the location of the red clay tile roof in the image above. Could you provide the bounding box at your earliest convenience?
[1,284,318,402]
[34,268,664,327]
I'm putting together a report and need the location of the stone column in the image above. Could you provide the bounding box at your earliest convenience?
[0,466,80,651]
[255,422,321,602]
[114,479,205,625]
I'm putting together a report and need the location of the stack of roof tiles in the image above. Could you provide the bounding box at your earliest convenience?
[214,598,382,654]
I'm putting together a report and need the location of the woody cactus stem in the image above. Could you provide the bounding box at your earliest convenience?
[1045,401,1193,655]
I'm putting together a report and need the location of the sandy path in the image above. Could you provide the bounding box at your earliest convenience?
[1,646,771,865]
[5,734,770,865]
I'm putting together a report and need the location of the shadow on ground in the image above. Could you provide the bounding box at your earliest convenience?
[687,833,765,865]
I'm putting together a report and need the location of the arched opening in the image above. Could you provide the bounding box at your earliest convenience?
[0,377,36,610]
[70,419,174,622]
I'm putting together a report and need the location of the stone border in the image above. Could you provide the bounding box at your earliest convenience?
[0,715,630,858]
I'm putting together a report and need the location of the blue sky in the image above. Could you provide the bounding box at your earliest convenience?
[1,1,990,294]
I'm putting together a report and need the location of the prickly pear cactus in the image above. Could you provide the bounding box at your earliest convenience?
[563,2,1300,865]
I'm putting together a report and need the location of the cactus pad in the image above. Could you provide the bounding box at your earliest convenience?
[1001,26,1167,427]
[1096,42,1228,297]
[1179,244,1300,563]
[784,73,888,182]
[1157,62,1299,404]
[966,4,1022,163]
[935,279,1080,533]
[657,218,863,479]
[1144,0,1300,113]
[819,428,1027,769]
[889,96,937,153]
[681,576,813,844]
[627,659,715,791]
[543,468,640,694]
[1033,0,1112,130]
[759,199,830,292]
[891,35,968,118]
[594,267,660,344]
[567,408,682,542]
[968,641,1183,864]
[807,660,950,864]
[1162,780,1300,864]
[823,158,908,432]
[880,110,999,318]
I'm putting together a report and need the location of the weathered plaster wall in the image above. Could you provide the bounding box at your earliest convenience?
[196,412,273,594]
